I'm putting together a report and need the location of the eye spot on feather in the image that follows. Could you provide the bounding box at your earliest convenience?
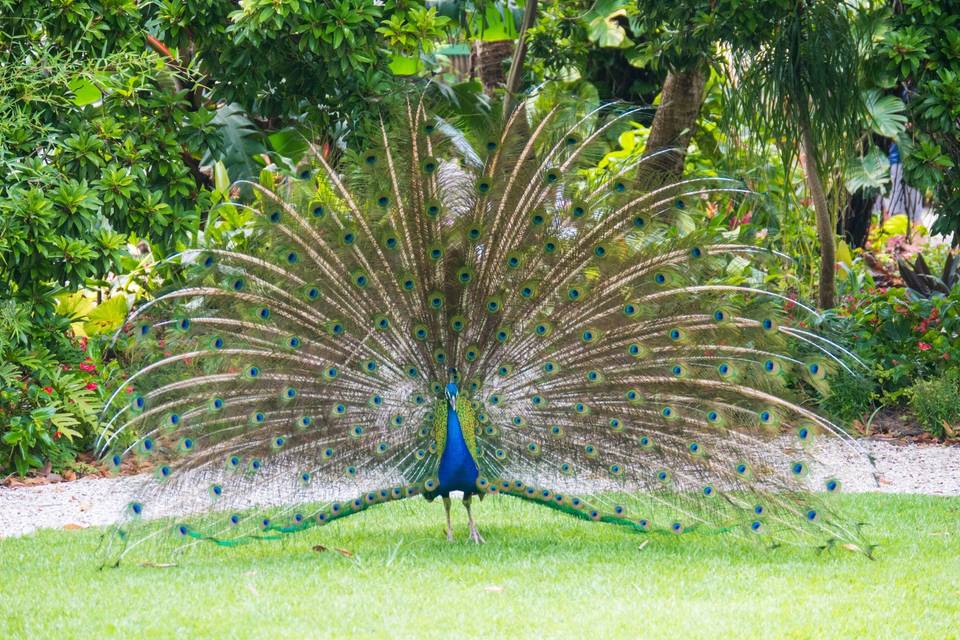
[825,478,841,492]
[613,181,626,193]
[671,522,684,534]
[702,485,714,497]
[269,210,281,223]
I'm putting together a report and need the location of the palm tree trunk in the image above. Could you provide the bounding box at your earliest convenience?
[637,66,707,185]
[800,119,836,309]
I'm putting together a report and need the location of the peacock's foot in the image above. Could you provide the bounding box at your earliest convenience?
[468,526,485,544]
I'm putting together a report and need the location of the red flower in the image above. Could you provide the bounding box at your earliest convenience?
[918,342,932,351]
[54,431,62,440]
[79,337,88,350]
[42,386,53,394]
[125,386,135,394]
[79,363,96,372]
[85,382,98,390]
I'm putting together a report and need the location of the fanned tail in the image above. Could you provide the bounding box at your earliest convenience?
[97,92,874,564]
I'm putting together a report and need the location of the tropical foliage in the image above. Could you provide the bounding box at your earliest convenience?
[1,0,958,475]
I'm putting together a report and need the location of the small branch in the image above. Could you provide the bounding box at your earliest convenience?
[145,34,174,61]
[502,0,538,119]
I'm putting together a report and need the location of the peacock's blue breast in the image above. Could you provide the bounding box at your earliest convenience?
[437,408,479,495]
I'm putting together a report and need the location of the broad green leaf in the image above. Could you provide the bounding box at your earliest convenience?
[213,161,230,194]
[83,295,129,335]
[388,55,420,76]
[268,128,310,164]
[202,103,267,181]
[845,146,890,193]
[836,240,854,268]
[865,90,908,138]
[67,78,102,106]
[584,0,633,48]
[55,291,96,322]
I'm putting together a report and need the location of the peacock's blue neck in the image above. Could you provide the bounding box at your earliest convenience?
[437,405,479,496]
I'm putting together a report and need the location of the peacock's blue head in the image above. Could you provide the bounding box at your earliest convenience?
[445,382,459,408]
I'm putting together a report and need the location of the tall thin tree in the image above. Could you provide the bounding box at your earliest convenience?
[728,0,864,308]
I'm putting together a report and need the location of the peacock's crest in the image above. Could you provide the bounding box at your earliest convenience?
[96,94,875,563]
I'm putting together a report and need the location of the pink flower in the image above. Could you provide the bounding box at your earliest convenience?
[918,342,932,351]
[85,382,98,390]
[125,386,134,394]
[79,363,96,372]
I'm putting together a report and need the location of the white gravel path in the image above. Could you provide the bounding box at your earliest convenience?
[1,439,957,539]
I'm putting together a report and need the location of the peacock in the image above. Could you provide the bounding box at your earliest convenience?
[96,94,876,565]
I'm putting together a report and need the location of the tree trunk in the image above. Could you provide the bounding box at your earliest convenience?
[800,120,837,309]
[637,66,708,186]
[471,40,514,95]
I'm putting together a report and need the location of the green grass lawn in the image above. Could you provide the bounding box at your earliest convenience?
[1,493,958,639]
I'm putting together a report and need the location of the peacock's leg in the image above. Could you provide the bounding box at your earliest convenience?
[463,494,485,544]
[443,496,454,542]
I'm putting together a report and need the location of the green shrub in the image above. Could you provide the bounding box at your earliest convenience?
[818,371,877,426]
[909,371,960,439]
